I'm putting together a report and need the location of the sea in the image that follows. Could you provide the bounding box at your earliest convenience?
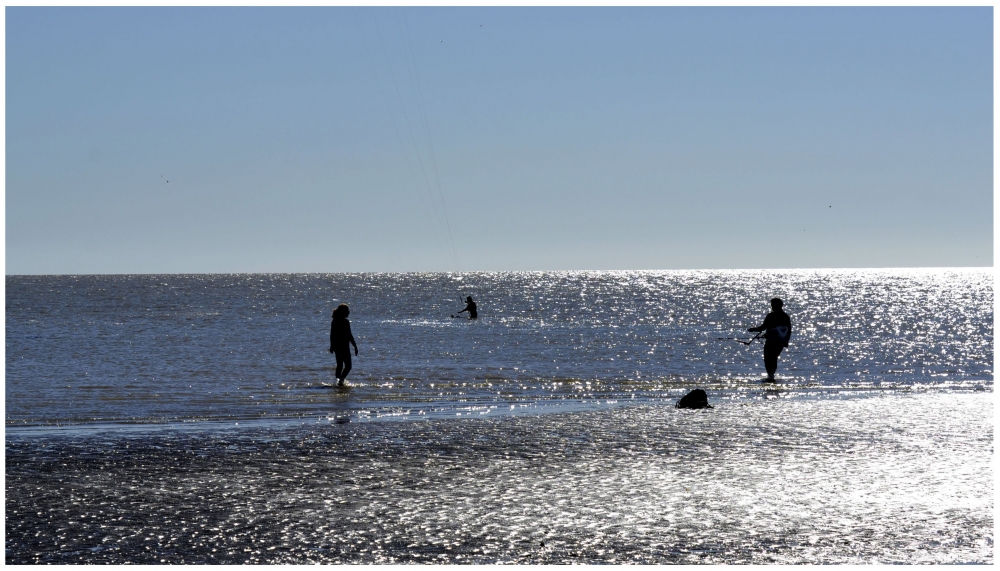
[5,269,994,563]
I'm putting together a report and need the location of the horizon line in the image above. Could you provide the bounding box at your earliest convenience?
[5,266,993,277]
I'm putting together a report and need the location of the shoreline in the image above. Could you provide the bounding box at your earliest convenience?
[6,383,991,438]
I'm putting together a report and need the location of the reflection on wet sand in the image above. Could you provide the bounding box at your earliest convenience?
[6,392,991,564]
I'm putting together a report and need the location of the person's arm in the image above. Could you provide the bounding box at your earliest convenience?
[456,305,470,315]
[747,314,771,333]
[349,324,358,356]
[329,322,336,353]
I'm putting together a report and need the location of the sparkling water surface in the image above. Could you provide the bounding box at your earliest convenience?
[5,392,992,564]
[5,269,992,429]
[5,269,993,564]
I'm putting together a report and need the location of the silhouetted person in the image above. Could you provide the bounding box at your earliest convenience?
[747,298,792,382]
[455,296,478,319]
[329,303,358,386]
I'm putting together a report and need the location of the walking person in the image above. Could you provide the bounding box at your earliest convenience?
[329,303,358,387]
[747,298,792,382]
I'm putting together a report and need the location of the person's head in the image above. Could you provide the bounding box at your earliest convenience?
[333,303,350,319]
[466,296,473,303]
[770,298,784,311]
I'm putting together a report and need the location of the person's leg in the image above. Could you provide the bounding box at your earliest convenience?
[341,353,352,380]
[335,353,346,381]
[336,351,352,385]
[763,344,783,380]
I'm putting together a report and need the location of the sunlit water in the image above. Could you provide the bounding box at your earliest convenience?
[6,269,992,428]
[5,270,993,563]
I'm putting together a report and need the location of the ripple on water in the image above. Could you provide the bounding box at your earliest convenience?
[5,270,993,426]
[5,391,992,564]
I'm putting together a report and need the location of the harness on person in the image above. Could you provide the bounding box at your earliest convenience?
[768,326,790,345]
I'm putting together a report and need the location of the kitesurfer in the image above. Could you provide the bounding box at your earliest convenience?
[455,296,478,319]
[747,298,792,382]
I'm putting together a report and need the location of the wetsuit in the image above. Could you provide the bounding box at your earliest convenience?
[748,309,792,379]
[463,301,478,319]
[330,317,356,381]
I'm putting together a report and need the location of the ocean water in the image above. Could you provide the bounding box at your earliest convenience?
[5,269,993,564]
[5,269,992,429]
[5,269,993,430]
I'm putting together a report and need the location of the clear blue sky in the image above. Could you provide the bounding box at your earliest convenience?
[6,7,993,274]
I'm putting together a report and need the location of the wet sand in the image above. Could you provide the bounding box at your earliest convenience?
[5,391,992,564]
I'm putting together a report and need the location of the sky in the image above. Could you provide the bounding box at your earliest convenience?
[5,7,993,274]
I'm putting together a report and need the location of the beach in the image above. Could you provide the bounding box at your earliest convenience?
[6,270,992,563]
[6,390,992,564]
[7,5,993,565]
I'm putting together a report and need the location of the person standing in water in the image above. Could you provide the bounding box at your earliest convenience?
[455,296,478,319]
[747,297,792,382]
[329,303,358,386]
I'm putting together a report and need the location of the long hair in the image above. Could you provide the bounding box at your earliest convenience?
[332,303,350,320]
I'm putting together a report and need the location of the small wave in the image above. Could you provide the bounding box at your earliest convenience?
[377,319,455,327]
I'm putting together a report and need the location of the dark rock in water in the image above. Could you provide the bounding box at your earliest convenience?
[676,389,713,409]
